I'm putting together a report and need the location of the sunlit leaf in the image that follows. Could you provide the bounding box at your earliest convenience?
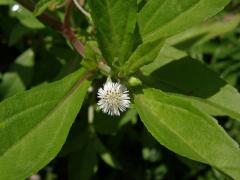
[88,0,137,64]
[135,88,240,179]
[138,0,230,42]
[0,69,91,180]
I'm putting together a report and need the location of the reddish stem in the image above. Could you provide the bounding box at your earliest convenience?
[16,0,85,57]
[63,0,85,57]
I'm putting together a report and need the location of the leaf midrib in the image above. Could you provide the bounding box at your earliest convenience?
[143,0,202,39]
[103,0,118,59]
[126,42,160,72]
[0,100,57,126]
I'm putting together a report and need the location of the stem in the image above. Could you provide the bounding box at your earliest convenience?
[16,0,62,31]
[80,0,85,6]
[63,0,85,57]
[73,0,91,19]
[63,0,73,28]
[15,0,85,57]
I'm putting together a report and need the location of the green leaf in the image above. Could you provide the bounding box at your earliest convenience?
[167,14,240,47]
[140,44,187,75]
[33,0,64,16]
[95,137,121,169]
[0,69,91,180]
[11,4,44,29]
[0,73,25,101]
[135,89,240,179]
[0,0,13,5]
[166,93,225,117]
[10,49,35,86]
[207,85,240,120]
[0,49,34,100]
[81,41,99,71]
[140,57,240,121]
[9,24,32,46]
[88,0,137,65]
[34,0,51,15]
[123,39,164,76]
[138,0,230,42]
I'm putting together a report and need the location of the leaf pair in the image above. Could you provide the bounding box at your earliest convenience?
[87,0,240,179]
[0,0,236,179]
[89,0,231,75]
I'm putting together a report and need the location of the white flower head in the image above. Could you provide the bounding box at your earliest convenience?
[97,78,130,116]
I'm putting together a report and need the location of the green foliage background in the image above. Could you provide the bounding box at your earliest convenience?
[0,0,240,179]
